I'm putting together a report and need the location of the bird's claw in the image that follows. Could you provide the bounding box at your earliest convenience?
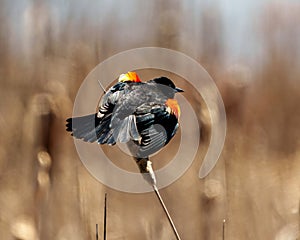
[135,158,157,186]
[146,160,157,186]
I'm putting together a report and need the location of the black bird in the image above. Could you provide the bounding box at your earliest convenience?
[66,72,183,185]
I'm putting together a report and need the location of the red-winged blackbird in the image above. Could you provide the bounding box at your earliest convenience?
[66,72,183,185]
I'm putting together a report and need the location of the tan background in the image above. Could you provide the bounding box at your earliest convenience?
[0,0,300,239]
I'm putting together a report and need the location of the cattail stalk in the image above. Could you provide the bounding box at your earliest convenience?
[103,193,107,240]
[152,185,182,240]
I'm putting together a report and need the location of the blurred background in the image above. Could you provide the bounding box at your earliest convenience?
[1,0,300,239]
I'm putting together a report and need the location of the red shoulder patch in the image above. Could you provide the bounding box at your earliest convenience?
[165,99,181,119]
[127,72,141,82]
[118,71,142,83]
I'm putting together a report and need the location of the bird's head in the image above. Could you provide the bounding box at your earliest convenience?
[118,71,141,83]
[149,77,184,98]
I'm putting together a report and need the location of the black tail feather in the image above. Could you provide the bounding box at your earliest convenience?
[66,114,141,146]
[66,113,114,144]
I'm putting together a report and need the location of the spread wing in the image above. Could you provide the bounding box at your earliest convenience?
[66,82,130,144]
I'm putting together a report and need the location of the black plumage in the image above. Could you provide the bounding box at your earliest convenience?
[66,74,183,183]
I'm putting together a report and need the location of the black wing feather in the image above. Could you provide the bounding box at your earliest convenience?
[132,102,179,157]
[66,82,141,144]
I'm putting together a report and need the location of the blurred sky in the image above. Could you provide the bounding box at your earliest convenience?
[2,0,300,69]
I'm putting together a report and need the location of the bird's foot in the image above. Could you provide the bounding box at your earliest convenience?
[135,158,157,186]
[146,160,157,186]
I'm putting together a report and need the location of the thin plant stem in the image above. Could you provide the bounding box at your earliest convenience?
[96,224,98,240]
[223,219,226,240]
[98,80,107,93]
[103,193,107,240]
[153,185,182,240]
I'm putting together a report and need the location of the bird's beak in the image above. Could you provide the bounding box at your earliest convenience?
[175,87,184,92]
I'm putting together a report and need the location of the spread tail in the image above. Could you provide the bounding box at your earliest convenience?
[66,113,114,144]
